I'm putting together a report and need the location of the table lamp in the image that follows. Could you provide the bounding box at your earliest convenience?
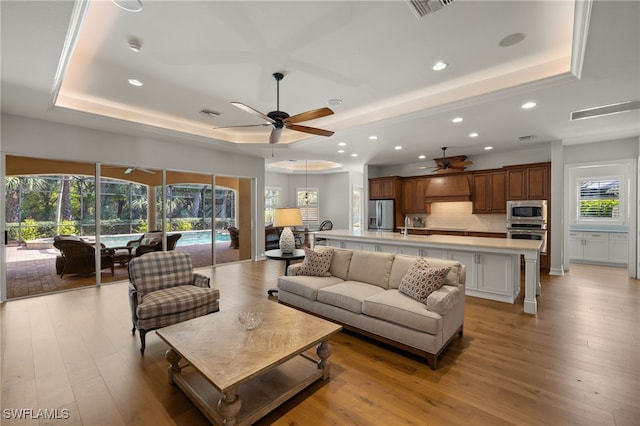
[273,208,303,253]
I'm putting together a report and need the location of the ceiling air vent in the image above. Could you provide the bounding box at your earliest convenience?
[570,100,640,121]
[406,0,455,18]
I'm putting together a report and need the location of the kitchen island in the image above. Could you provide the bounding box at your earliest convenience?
[310,229,542,314]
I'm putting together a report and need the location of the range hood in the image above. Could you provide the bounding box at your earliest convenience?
[425,174,471,202]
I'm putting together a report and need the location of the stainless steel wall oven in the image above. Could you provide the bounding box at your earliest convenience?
[506,200,547,255]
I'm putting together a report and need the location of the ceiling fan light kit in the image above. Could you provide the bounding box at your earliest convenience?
[226,72,335,144]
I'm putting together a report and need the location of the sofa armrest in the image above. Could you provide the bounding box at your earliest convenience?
[426,285,461,315]
[193,273,211,288]
[287,263,302,276]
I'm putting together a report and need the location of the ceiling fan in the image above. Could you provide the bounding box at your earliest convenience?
[431,147,473,173]
[217,72,335,144]
[102,165,155,174]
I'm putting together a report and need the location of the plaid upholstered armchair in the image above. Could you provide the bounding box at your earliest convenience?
[128,251,220,354]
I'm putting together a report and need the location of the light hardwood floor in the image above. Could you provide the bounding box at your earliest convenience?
[1,260,638,425]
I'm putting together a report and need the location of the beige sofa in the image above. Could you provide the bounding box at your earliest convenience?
[277,246,465,369]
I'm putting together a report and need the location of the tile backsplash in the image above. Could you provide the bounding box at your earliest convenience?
[412,201,507,232]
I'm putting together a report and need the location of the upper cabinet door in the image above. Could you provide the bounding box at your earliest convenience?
[472,171,506,213]
[507,164,549,200]
[369,177,399,199]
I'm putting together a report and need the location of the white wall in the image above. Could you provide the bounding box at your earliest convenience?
[370,142,552,178]
[265,170,356,229]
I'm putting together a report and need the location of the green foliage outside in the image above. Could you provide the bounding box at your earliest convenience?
[579,200,619,218]
[57,220,78,236]
[20,217,40,241]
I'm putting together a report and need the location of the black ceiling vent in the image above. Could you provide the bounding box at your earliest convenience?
[406,0,455,18]
[570,100,640,121]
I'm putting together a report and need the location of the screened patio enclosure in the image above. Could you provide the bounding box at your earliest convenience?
[3,155,251,299]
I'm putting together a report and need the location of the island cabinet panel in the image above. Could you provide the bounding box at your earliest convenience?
[447,251,516,300]
[506,163,549,200]
[401,177,429,213]
[472,171,506,213]
[369,177,400,199]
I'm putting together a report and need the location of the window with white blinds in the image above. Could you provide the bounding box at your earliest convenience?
[264,187,281,224]
[578,178,620,219]
[296,188,319,224]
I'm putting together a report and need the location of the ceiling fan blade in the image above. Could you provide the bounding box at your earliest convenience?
[269,127,283,144]
[451,160,474,167]
[213,123,271,130]
[284,107,334,124]
[286,124,334,137]
[230,102,274,123]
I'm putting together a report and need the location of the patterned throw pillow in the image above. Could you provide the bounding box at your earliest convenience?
[399,258,451,304]
[297,247,334,277]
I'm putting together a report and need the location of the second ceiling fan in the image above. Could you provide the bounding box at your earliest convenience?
[222,72,335,144]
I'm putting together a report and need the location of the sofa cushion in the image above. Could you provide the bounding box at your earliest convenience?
[278,275,344,301]
[362,289,442,334]
[426,285,461,315]
[399,258,451,304]
[347,251,395,289]
[389,254,462,289]
[315,246,353,280]
[297,247,334,277]
[317,281,386,314]
[137,285,220,319]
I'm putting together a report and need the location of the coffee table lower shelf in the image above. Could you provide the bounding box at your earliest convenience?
[170,353,326,426]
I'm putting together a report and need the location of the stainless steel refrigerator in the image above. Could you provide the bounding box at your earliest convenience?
[368,200,395,231]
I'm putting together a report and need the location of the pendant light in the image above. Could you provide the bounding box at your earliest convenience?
[303,160,310,205]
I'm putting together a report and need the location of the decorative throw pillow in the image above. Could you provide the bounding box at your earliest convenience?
[399,258,451,304]
[297,247,334,277]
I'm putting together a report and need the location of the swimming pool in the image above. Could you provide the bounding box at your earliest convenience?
[102,230,228,247]
[26,230,228,249]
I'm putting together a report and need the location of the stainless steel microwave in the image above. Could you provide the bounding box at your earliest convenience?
[506,200,547,223]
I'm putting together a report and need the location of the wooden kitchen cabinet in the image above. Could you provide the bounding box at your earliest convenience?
[401,177,429,213]
[472,170,506,213]
[506,163,549,200]
[369,176,400,199]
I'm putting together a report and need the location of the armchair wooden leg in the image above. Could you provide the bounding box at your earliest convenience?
[139,330,147,355]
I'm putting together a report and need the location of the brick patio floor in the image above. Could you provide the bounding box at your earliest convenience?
[5,242,240,299]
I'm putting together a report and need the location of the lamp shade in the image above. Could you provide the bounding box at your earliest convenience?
[273,208,303,228]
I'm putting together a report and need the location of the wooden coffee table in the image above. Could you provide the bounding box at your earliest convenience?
[156,302,342,425]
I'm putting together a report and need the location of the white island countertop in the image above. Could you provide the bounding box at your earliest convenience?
[312,229,542,315]
[315,229,541,254]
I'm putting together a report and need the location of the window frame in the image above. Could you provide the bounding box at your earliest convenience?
[296,187,319,225]
[264,186,282,225]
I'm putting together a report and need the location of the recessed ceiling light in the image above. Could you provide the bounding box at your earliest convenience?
[432,61,448,71]
[484,146,493,150]
[351,153,358,157]
[338,142,346,146]
[338,149,345,153]
[128,38,142,52]
[469,132,479,138]
[418,154,426,159]
[452,117,463,123]
[394,146,402,150]
[522,101,537,109]
[368,135,378,140]
[417,166,427,170]
[328,98,343,106]
[128,78,143,87]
